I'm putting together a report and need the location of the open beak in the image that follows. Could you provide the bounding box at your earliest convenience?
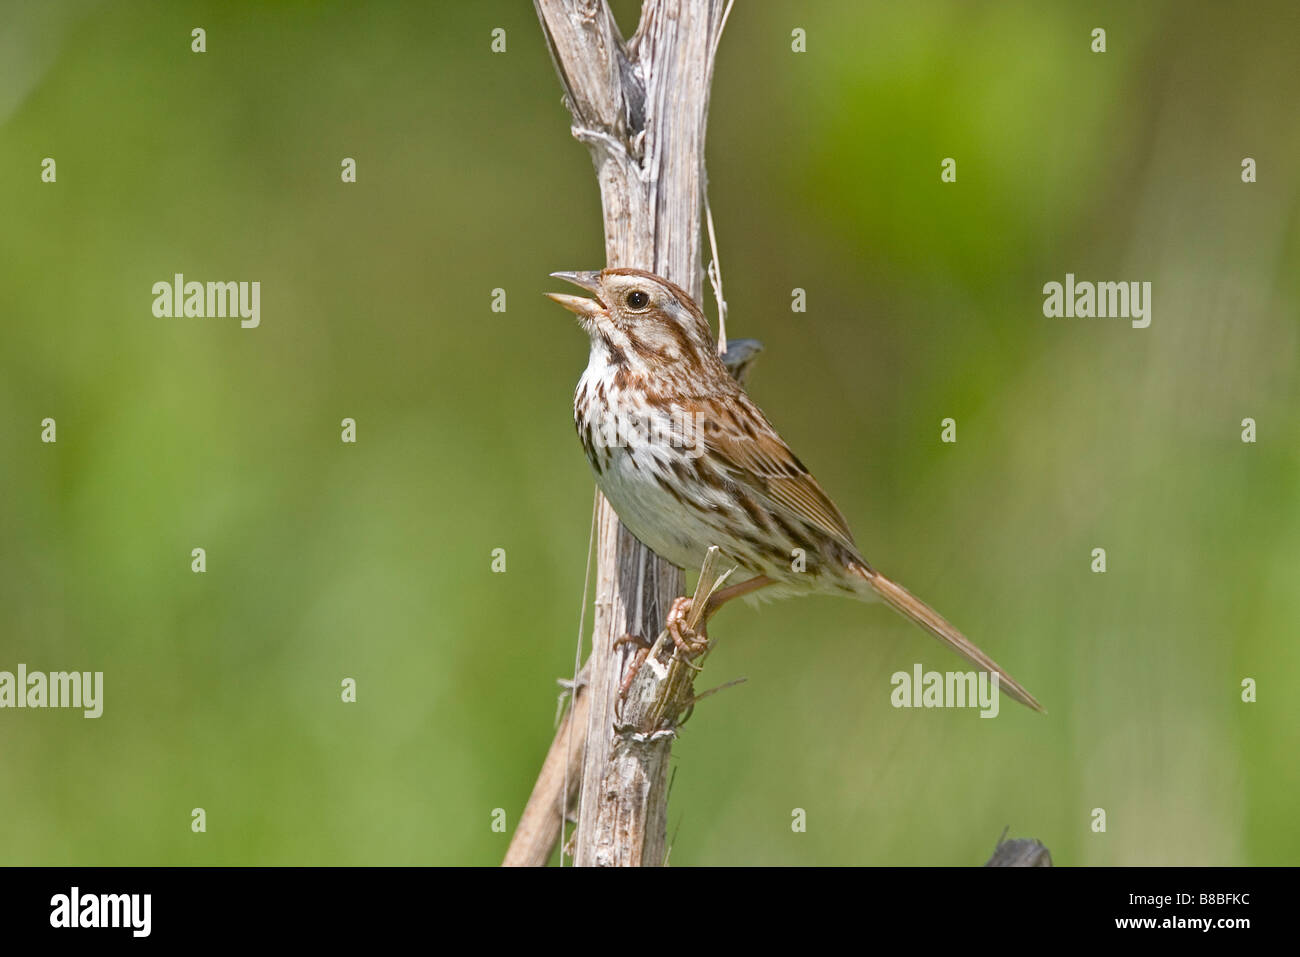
[546,270,605,319]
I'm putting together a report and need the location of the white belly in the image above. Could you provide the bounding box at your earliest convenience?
[576,365,736,571]
[592,441,719,571]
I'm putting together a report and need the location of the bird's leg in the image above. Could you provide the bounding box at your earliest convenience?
[667,575,774,658]
[613,634,653,708]
[666,596,707,657]
[705,574,776,613]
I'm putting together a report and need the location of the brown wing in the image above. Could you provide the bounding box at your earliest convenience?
[696,391,858,553]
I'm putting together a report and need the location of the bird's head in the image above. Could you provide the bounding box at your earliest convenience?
[547,268,717,370]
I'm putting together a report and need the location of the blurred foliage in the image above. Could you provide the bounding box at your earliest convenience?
[0,0,1296,865]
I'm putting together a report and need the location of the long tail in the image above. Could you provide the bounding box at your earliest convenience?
[852,564,1044,713]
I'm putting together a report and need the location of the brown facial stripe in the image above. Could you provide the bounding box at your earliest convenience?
[601,334,628,366]
[658,316,698,361]
[627,336,659,362]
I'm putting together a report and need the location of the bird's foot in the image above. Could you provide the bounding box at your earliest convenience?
[613,634,653,708]
[667,596,710,658]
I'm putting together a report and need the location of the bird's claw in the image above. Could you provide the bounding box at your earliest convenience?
[614,634,652,710]
[615,597,710,714]
[667,596,710,658]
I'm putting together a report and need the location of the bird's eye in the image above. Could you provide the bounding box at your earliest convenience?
[625,290,650,310]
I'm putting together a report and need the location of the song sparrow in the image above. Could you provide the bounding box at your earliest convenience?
[548,268,1043,712]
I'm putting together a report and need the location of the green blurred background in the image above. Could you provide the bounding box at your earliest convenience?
[1,0,1296,865]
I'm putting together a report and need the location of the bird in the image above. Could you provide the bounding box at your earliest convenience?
[547,267,1043,712]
